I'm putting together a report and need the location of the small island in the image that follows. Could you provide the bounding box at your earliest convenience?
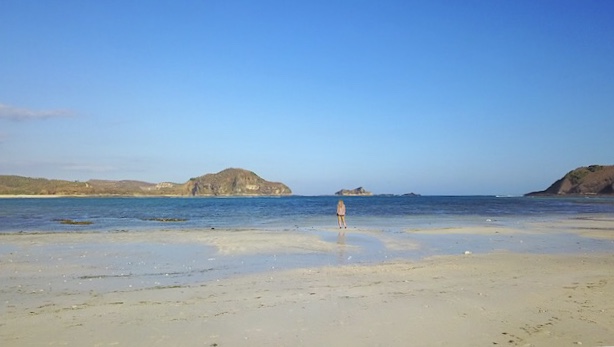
[335,187,373,196]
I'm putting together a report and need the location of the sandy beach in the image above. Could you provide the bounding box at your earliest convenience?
[1,218,613,346]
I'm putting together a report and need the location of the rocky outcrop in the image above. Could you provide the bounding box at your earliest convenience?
[526,165,614,196]
[0,168,292,196]
[335,187,373,196]
[186,168,291,196]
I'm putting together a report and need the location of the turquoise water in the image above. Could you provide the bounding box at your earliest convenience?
[2,195,614,233]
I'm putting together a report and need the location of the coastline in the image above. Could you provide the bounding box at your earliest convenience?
[0,194,193,198]
[1,219,613,346]
[0,194,293,199]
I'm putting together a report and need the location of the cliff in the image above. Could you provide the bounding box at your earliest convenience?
[526,165,614,196]
[0,168,292,196]
[335,187,373,196]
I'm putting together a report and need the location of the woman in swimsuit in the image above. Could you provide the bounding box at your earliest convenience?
[336,199,347,229]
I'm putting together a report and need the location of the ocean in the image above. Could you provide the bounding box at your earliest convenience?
[1,195,614,234]
[2,195,613,291]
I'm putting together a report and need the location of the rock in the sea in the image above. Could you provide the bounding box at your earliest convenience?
[335,187,373,196]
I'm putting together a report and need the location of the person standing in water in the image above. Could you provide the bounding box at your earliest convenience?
[337,199,347,229]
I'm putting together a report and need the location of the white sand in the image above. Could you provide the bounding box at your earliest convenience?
[1,219,613,346]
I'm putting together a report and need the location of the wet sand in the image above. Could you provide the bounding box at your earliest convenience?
[1,217,613,346]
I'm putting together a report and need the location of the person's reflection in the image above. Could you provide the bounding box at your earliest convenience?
[337,231,346,264]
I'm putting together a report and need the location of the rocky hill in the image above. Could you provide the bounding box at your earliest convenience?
[0,168,292,196]
[186,168,291,196]
[335,187,373,196]
[526,165,614,196]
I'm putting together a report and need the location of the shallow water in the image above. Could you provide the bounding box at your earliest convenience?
[5,226,612,296]
[2,195,614,233]
[2,196,613,294]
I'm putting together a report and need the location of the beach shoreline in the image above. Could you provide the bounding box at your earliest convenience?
[1,218,613,346]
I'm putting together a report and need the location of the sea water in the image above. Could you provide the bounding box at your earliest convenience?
[2,195,614,233]
[1,196,613,291]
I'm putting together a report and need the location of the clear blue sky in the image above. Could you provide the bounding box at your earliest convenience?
[1,1,613,195]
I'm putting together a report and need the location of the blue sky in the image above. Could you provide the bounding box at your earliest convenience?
[1,1,613,195]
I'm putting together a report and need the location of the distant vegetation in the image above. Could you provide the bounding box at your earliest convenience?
[0,175,181,196]
[566,165,603,185]
[0,168,292,197]
[0,176,91,195]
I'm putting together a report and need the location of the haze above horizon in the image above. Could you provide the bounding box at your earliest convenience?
[1,1,613,196]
